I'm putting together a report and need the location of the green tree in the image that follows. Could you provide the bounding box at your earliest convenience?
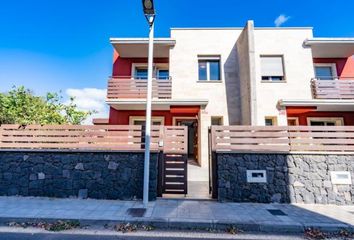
[0,86,92,125]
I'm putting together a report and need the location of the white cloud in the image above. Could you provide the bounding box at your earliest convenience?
[65,88,108,125]
[274,14,291,27]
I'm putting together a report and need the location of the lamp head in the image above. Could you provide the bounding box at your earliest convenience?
[142,0,155,15]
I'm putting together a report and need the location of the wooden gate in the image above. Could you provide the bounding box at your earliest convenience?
[158,126,188,196]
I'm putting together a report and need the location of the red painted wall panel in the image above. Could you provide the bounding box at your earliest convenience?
[313,56,354,78]
[112,50,169,77]
[341,56,354,78]
[108,107,199,125]
[287,109,354,126]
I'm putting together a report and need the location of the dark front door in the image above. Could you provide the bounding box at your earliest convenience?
[176,119,198,161]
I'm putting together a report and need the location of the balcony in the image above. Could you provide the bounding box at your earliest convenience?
[311,78,354,99]
[107,76,172,99]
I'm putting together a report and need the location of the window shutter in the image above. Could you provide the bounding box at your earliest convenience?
[261,56,284,76]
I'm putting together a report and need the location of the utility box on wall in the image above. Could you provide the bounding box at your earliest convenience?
[246,170,267,183]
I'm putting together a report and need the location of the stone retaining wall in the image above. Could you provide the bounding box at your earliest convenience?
[217,153,354,205]
[0,151,158,200]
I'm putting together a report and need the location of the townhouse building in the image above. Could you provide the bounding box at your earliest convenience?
[94,21,354,188]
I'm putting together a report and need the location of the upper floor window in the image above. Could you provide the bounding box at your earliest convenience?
[135,67,148,79]
[157,69,170,80]
[132,64,169,80]
[261,56,285,81]
[198,57,221,81]
[314,64,337,80]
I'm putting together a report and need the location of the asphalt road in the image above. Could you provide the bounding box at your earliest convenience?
[0,232,307,240]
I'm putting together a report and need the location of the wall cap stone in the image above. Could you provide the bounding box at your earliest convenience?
[216,151,354,156]
[0,149,159,153]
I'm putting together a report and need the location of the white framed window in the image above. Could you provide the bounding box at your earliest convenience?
[157,69,169,80]
[265,116,278,126]
[129,116,165,126]
[330,171,352,185]
[211,116,223,126]
[307,117,344,126]
[131,63,169,80]
[247,170,267,183]
[172,117,198,126]
[198,56,221,81]
[287,117,299,126]
[134,66,148,79]
[261,55,285,81]
[314,63,337,80]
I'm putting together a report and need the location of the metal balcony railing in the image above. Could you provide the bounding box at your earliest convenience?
[311,77,354,99]
[107,76,172,100]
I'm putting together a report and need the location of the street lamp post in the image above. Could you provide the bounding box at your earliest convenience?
[142,0,155,208]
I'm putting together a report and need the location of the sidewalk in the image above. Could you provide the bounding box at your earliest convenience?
[0,197,353,233]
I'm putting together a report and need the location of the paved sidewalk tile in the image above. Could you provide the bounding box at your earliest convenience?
[0,196,352,233]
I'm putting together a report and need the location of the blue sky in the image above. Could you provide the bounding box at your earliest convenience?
[0,0,353,120]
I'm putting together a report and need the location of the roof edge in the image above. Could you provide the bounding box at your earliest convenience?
[110,38,176,45]
[106,99,209,106]
[304,38,354,45]
[279,99,354,107]
[170,27,313,30]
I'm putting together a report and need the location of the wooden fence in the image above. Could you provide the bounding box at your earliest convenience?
[107,77,172,99]
[163,126,188,154]
[0,125,187,153]
[211,126,354,153]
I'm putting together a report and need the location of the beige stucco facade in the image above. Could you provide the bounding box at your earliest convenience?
[109,21,354,170]
[170,28,244,169]
[168,23,317,168]
[253,28,314,125]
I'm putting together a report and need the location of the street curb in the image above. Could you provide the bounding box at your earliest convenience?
[0,217,352,234]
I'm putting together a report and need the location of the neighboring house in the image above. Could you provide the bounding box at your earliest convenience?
[95,20,354,170]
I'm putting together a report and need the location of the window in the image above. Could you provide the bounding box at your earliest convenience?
[211,117,223,126]
[308,118,343,126]
[198,57,221,81]
[314,64,337,80]
[135,67,148,79]
[261,56,285,81]
[310,121,335,126]
[129,116,165,126]
[287,117,299,126]
[132,63,169,80]
[133,120,162,126]
[157,69,169,80]
[265,116,277,126]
